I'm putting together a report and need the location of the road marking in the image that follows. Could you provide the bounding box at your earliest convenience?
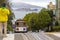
[27,33,36,40]
[31,33,43,40]
[39,33,54,40]
[21,33,29,40]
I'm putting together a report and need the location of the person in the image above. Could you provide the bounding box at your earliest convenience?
[0,3,10,36]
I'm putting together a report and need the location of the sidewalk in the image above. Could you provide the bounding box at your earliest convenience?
[0,34,3,40]
[46,32,60,38]
[3,34,14,40]
[53,33,60,37]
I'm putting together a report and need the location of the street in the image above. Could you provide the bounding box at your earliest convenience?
[2,32,60,40]
[14,32,53,40]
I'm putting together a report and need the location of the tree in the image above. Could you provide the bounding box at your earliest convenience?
[7,3,15,31]
[23,13,32,24]
[23,8,51,31]
[0,0,6,6]
[23,12,37,25]
[29,13,39,31]
[38,8,51,30]
[23,12,38,30]
[47,10,55,31]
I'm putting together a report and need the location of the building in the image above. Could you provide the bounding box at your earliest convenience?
[56,0,60,22]
[48,2,56,25]
[48,2,56,10]
[48,2,56,17]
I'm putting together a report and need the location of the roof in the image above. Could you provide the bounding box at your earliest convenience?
[15,19,26,22]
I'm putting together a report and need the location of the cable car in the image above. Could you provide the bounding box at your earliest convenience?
[14,19,28,33]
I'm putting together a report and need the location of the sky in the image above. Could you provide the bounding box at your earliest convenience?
[10,0,55,8]
[9,0,56,23]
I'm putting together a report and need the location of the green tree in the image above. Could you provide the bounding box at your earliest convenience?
[23,12,38,30]
[29,13,39,31]
[23,13,32,24]
[47,10,55,31]
[38,8,51,29]
[23,8,51,31]
[23,12,37,25]
[0,0,6,6]
[7,3,15,31]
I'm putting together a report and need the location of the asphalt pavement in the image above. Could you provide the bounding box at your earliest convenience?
[15,33,24,40]
[14,32,53,40]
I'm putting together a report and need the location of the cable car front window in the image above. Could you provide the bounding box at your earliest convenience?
[16,22,19,27]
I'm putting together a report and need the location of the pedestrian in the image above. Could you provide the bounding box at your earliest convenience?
[0,3,10,37]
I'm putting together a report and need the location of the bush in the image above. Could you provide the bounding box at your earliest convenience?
[53,26,60,31]
[55,21,59,26]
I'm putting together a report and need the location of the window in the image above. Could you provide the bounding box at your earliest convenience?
[16,22,19,27]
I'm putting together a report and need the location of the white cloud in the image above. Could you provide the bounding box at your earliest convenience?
[21,1,55,8]
[11,0,55,3]
[22,2,48,8]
